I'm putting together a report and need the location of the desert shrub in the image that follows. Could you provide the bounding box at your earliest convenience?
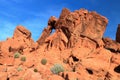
[21,56,26,61]
[41,58,47,65]
[50,63,64,74]
[34,68,38,72]
[17,66,22,72]
[14,52,21,58]
[19,78,23,80]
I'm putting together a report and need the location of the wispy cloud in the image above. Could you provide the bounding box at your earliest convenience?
[0,0,10,4]
[2,0,117,41]
[0,20,16,41]
[0,19,47,41]
[0,0,63,41]
[11,0,24,3]
[0,11,17,18]
[20,18,48,41]
[0,0,33,4]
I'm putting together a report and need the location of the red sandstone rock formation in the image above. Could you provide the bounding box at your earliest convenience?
[37,8,108,50]
[116,24,120,43]
[103,37,120,53]
[0,8,120,80]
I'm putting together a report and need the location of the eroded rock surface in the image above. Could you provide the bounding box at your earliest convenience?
[37,8,108,50]
[0,8,120,80]
[103,37,120,52]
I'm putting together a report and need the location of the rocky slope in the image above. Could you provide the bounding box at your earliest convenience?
[0,8,120,80]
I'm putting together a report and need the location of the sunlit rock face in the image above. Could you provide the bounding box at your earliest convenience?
[0,8,120,80]
[37,8,108,50]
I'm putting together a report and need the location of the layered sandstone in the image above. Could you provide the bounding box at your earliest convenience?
[37,8,108,50]
[0,8,120,80]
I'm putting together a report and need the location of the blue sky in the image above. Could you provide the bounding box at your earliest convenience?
[0,0,120,41]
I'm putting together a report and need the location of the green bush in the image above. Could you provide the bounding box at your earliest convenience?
[21,56,26,61]
[34,68,38,72]
[17,66,22,72]
[50,63,64,74]
[14,52,21,58]
[41,58,47,65]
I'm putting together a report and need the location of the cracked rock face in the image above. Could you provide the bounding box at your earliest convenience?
[103,37,120,53]
[0,8,120,80]
[37,8,108,50]
[13,25,31,39]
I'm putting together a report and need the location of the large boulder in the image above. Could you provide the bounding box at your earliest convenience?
[13,25,31,39]
[37,8,108,49]
[0,25,37,60]
[55,8,108,47]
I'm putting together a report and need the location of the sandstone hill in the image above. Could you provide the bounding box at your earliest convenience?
[0,8,120,80]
